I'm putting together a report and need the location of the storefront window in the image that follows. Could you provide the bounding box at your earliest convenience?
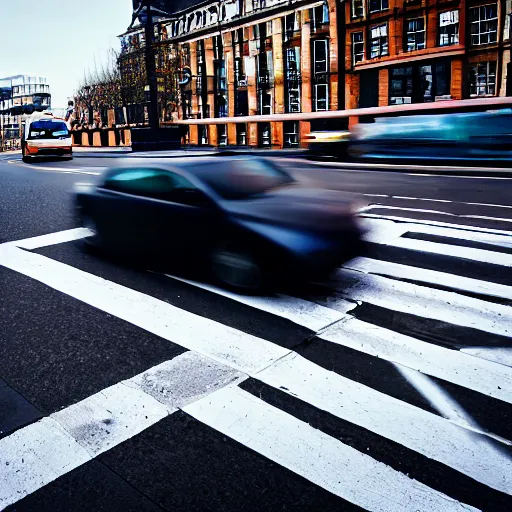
[469,61,497,96]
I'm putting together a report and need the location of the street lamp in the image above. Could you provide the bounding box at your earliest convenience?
[139,0,159,130]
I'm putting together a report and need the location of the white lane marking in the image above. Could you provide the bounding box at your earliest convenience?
[171,268,512,401]
[0,245,288,374]
[166,274,349,332]
[255,352,512,493]
[184,386,479,512]
[361,204,512,224]
[0,418,91,508]
[360,213,512,236]
[406,173,512,180]
[461,347,512,368]
[388,236,512,267]
[8,227,93,250]
[345,257,512,301]
[327,269,512,338]
[393,196,452,203]
[362,193,389,198]
[321,317,512,404]
[0,352,243,509]
[467,201,512,209]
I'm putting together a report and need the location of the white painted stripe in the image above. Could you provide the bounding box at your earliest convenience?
[360,213,512,236]
[327,269,512,338]
[393,196,452,203]
[0,244,288,373]
[345,257,512,300]
[8,228,93,250]
[406,174,512,180]
[461,347,512,368]
[393,365,480,429]
[0,352,243,508]
[389,236,512,267]
[320,317,512,404]
[167,269,512,402]
[184,386,479,512]
[165,274,349,332]
[51,380,169,457]
[255,353,512,493]
[361,204,512,224]
[0,418,92,509]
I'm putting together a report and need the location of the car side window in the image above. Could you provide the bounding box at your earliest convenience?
[103,168,211,207]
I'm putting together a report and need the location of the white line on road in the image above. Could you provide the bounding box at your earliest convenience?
[345,256,512,300]
[8,227,93,250]
[0,351,244,509]
[165,274,349,332]
[328,269,512,338]
[360,213,512,236]
[185,386,480,512]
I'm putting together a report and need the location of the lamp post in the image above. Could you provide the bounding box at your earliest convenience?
[139,0,159,130]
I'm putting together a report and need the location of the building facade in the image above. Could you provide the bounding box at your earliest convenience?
[0,75,51,144]
[119,0,512,148]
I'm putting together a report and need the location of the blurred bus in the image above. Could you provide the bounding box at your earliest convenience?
[348,110,512,162]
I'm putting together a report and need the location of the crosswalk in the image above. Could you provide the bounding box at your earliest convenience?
[1,213,512,511]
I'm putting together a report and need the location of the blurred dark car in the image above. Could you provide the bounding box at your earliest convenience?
[74,157,364,291]
[348,110,512,163]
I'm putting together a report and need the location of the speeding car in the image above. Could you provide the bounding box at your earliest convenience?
[74,157,364,291]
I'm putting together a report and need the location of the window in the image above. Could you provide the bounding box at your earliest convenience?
[370,0,388,13]
[217,125,227,146]
[258,89,273,115]
[470,4,498,46]
[311,3,329,31]
[284,12,300,41]
[199,125,208,145]
[313,39,328,73]
[28,120,69,140]
[352,32,364,65]
[258,122,271,147]
[406,18,425,52]
[103,169,196,202]
[370,24,388,58]
[284,121,299,147]
[236,123,247,145]
[314,83,329,111]
[469,61,497,96]
[439,10,459,47]
[285,48,301,113]
[351,0,364,18]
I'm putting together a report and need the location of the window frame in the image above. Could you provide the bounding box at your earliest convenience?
[469,60,497,96]
[470,4,498,46]
[406,17,426,52]
[439,10,460,47]
[369,0,389,14]
[351,0,364,19]
[370,23,389,59]
[352,31,365,65]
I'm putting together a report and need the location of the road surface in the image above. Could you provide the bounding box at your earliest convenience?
[1,153,511,512]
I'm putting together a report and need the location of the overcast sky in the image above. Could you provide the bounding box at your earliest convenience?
[0,0,132,108]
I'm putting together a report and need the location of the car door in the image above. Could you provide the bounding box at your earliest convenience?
[95,167,219,260]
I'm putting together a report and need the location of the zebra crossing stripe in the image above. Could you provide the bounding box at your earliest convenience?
[254,352,512,493]
[0,352,243,509]
[344,257,512,301]
[326,269,512,338]
[184,386,479,512]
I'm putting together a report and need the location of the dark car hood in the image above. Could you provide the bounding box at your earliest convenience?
[221,186,361,233]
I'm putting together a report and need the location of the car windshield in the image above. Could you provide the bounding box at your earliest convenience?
[192,159,294,200]
[27,120,69,140]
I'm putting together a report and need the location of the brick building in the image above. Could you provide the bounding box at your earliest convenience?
[120,0,512,148]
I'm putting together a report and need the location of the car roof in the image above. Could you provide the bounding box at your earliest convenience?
[105,155,268,175]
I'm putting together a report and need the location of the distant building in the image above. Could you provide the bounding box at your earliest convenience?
[117,0,512,148]
[0,75,51,142]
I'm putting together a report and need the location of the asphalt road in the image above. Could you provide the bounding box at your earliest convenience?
[1,152,512,512]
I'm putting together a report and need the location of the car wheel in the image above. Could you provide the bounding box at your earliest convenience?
[211,243,264,292]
